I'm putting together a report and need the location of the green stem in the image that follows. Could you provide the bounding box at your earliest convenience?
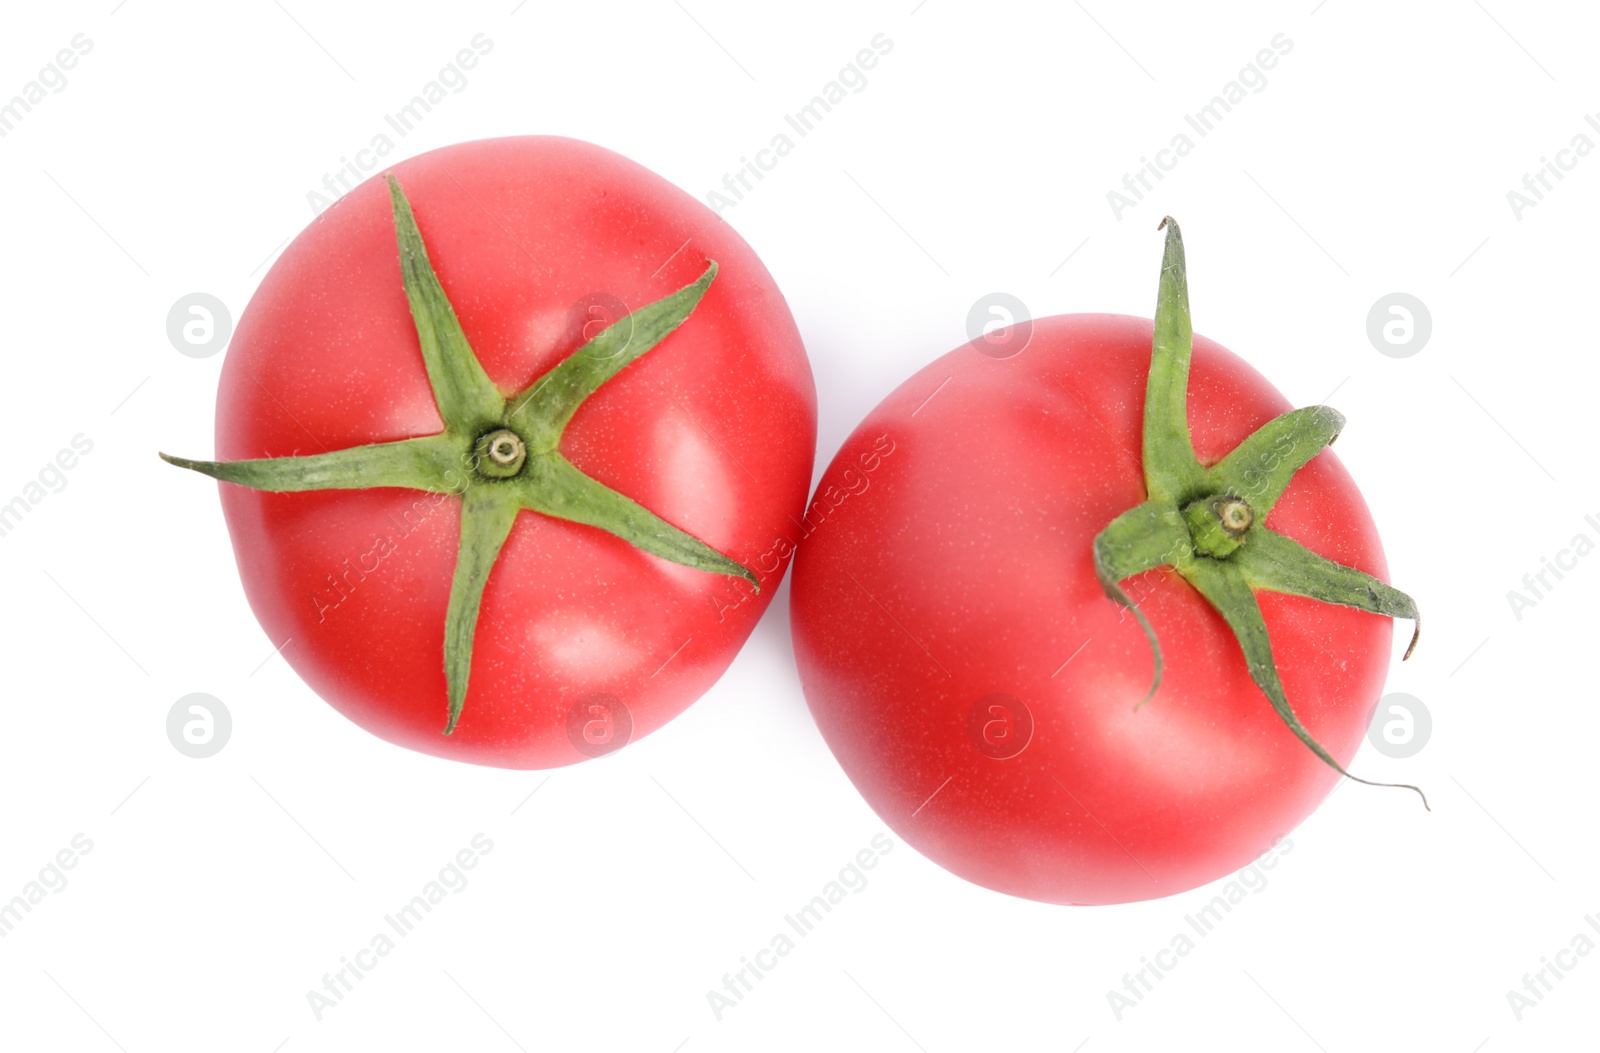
[1090,216,1426,806]
[163,174,756,736]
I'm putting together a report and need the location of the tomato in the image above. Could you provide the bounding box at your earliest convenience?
[789,220,1417,905]
[168,136,814,768]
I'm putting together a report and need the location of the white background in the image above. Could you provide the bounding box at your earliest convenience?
[1,1,1596,1050]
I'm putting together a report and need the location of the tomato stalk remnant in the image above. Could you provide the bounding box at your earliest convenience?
[474,429,527,477]
[1182,494,1253,558]
[1092,217,1427,808]
[161,174,757,735]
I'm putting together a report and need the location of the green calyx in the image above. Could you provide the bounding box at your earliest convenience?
[162,173,757,735]
[1092,216,1428,808]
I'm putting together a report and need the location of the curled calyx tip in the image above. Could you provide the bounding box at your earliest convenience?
[1322,406,1347,443]
[158,452,201,472]
[1158,215,1176,231]
[1402,782,1431,812]
[1131,673,1161,712]
[1350,772,1430,811]
[1403,615,1421,661]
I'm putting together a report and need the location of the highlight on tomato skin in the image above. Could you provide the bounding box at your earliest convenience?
[161,136,817,769]
[789,220,1420,906]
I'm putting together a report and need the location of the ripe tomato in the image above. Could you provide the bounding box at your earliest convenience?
[174,136,814,768]
[789,222,1416,904]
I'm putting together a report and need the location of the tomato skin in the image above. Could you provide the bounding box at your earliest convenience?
[215,136,815,768]
[789,315,1392,904]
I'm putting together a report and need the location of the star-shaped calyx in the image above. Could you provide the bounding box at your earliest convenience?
[163,175,756,734]
[1093,217,1427,807]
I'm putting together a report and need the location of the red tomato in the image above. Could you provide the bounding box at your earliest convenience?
[207,137,814,768]
[789,313,1400,904]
